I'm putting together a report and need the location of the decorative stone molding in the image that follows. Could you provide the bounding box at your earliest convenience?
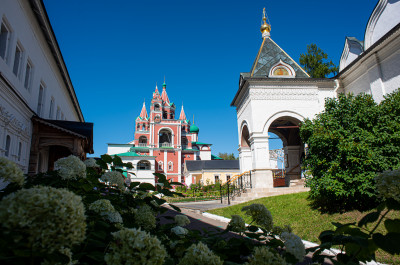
[0,103,30,139]
[249,88,318,101]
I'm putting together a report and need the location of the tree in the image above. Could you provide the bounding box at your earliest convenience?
[299,44,338,78]
[300,90,400,212]
[217,152,237,160]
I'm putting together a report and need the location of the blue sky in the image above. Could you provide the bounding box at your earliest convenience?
[43,0,378,157]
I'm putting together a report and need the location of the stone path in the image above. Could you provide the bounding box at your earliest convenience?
[160,202,383,265]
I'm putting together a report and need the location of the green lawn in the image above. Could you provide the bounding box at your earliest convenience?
[208,192,399,264]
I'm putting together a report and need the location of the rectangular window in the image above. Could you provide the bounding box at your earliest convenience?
[226,175,231,181]
[17,142,22,161]
[56,106,61,120]
[0,21,11,61]
[5,135,11,157]
[214,175,220,183]
[37,84,45,115]
[24,59,33,90]
[49,98,54,119]
[13,43,23,78]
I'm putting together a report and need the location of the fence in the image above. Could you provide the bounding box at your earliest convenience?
[219,171,252,205]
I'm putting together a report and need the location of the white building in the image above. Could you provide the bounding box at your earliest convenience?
[232,0,400,189]
[0,0,93,175]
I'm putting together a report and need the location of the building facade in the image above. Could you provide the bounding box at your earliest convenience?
[184,160,240,186]
[107,82,217,185]
[232,0,400,189]
[0,0,93,176]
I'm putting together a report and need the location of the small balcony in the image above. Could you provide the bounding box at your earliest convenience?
[160,143,172,148]
[137,143,148,147]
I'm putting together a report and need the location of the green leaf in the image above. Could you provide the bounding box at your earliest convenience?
[358,211,380,227]
[129,182,140,188]
[101,154,113,164]
[138,183,156,191]
[169,203,181,212]
[373,232,400,255]
[113,155,123,166]
[247,225,259,232]
[385,219,400,233]
[154,173,167,183]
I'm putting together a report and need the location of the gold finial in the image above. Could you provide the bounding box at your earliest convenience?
[260,7,271,38]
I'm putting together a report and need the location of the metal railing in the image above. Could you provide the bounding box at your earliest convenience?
[219,171,252,205]
[137,143,148,147]
[160,143,172,148]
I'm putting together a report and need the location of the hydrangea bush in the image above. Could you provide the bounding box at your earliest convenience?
[0,154,398,265]
[54,155,86,180]
[0,156,25,186]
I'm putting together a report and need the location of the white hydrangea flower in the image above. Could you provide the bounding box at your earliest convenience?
[174,214,190,226]
[178,242,223,265]
[84,158,99,168]
[104,228,167,265]
[0,157,24,186]
[241,203,273,231]
[101,171,125,189]
[89,199,123,223]
[228,214,246,232]
[245,246,287,265]
[0,186,86,253]
[41,247,78,265]
[375,169,400,203]
[281,232,305,262]
[54,155,86,180]
[171,226,188,236]
[134,205,156,231]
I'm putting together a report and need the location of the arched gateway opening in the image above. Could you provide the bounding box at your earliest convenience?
[268,116,303,184]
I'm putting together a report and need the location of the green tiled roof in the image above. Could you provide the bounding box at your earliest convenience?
[130,146,149,150]
[191,141,212,146]
[211,154,223,160]
[182,149,198,152]
[114,151,154,157]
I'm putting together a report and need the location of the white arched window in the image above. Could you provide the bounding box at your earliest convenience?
[268,60,296,78]
[137,160,151,170]
[158,161,163,170]
[168,161,173,171]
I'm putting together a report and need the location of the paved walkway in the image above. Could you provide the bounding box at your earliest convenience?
[172,200,228,212]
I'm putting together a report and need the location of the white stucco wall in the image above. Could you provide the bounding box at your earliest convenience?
[0,0,84,172]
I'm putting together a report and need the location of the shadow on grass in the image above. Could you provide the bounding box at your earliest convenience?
[306,194,379,214]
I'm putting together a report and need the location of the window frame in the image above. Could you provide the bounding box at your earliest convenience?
[13,42,24,79]
[24,58,33,90]
[0,19,12,63]
[37,83,46,116]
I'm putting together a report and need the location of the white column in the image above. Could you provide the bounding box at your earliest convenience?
[249,134,273,188]
[238,146,252,173]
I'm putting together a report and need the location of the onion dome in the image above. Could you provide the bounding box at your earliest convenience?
[260,7,271,38]
[190,124,199,133]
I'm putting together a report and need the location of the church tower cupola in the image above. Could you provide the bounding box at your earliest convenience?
[161,82,170,104]
[260,8,271,39]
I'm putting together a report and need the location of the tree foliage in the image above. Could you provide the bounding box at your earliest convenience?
[300,90,400,211]
[218,152,238,160]
[299,44,338,78]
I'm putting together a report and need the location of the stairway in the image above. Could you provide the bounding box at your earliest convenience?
[223,179,309,205]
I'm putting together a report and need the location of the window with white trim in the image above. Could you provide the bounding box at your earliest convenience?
[5,135,11,157]
[0,20,11,62]
[49,97,54,119]
[13,42,23,78]
[37,83,45,116]
[17,142,22,161]
[24,59,33,90]
[56,106,61,120]
[168,161,173,171]
[158,161,163,170]
[214,174,220,183]
[137,160,151,170]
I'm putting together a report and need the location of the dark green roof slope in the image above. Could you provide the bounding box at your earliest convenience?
[250,37,309,78]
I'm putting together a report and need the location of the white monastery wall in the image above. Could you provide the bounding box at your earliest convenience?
[0,0,80,121]
[107,145,131,155]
